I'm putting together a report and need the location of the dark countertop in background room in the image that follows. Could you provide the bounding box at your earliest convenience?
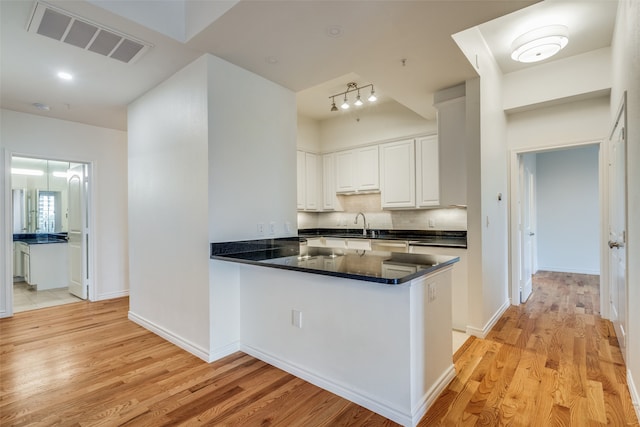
[13,233,68,244]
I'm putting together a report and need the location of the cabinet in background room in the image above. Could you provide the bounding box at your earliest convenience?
[335,146,379,193]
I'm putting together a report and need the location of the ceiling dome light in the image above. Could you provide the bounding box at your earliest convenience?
[57,71,73,80]
[511,25,568,63]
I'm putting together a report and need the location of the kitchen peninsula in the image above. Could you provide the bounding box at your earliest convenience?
[211,238,459,427]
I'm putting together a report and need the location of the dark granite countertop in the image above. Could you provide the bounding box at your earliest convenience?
[13,233,68,244]
[299,228,467,248]
[211,238,459,285]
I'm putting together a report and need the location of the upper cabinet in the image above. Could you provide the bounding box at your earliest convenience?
[336,146,379,193]
[297,151,321,211]
[379,135,439,209]
[434,86,467,206]
[380,139,416,208]
[322,153,342,211]
[416,135,439,207]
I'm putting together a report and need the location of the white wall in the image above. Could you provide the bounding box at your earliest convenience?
[536,145,600,274]
[128,53,298,361]
[503,48,611,112]
[507,96,610,150]
[452,25,513,336]
[0,109,129,316]
[297,115,321,153]
[206,54,297,243]
[319,101,436,152]
[128,56,211,358]
[611,0,640,417]
[205,53,297,357]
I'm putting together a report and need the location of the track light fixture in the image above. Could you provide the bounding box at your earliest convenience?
[329,82,377,112]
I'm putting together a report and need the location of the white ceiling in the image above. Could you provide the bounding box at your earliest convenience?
[0,0,618,131]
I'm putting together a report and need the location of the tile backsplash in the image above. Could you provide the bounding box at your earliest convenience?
[298,193,467,231]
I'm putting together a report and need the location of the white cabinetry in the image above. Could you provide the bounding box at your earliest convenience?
[380,139,416,208]
[336,146,379,193]
[322,153,342,211]
[380,135,439,209]
[297,151,321,211]
[416,135,439,207]
[435,93,467,206]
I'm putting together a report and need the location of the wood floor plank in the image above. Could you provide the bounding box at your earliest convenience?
[1,272,638,426]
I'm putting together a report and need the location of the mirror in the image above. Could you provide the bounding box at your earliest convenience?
[11,157,72,234]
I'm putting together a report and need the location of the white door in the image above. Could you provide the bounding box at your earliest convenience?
[68,164,88,300]
[608,102,627,362]
[519,155,535,303]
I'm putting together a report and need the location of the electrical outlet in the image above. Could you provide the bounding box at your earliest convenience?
[292,309,302,328]
[257,223,264,234]
[428,218,436,228]
[285,221,292,233]
[428,282,437,302]
[269,221,276,235]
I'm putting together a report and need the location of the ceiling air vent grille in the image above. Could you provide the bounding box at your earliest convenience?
[26,1,151,64]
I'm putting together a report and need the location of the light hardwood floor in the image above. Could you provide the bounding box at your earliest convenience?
[0,272,637,426]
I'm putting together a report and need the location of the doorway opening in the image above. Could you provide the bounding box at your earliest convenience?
[509,141,605,311]
[10,155,93,313]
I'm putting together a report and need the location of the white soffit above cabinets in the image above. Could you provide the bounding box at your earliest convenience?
[26,1,152,64]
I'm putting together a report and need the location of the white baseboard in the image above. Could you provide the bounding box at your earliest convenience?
[95,289,129,301]
[241,343,453,427]
[208,341,241,363]
[128,311,210,362]
[466,299,511,338]
[537,266,600,275]
[411,364,456,426]
[629,369,640,422]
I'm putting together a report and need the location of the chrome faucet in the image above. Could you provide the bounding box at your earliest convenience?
[354,212,367,236]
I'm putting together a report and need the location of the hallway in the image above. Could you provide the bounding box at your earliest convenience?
[422,271,638,425]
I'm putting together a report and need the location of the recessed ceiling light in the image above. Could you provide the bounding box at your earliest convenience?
[265,56,279,65]
[57,71,73,80]
[326,25,342,38]
[32,102,50,111]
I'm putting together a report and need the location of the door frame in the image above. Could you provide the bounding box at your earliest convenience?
[3,150,96,316]
[508,139,608,314]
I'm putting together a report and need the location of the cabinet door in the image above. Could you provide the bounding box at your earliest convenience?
[304,152,319,210]
[322,153,342,210]
[335,150,356,193]
[380,139,416,208]
[296,151,305,210]
[357,146,379,191]
[416,135,440,207]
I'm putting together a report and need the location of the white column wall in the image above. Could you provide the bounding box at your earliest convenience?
[611,0,640,416]
[128,56,211,358]
[206,54,297,243]
[204,53,297,358]
[0,109,128,316]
